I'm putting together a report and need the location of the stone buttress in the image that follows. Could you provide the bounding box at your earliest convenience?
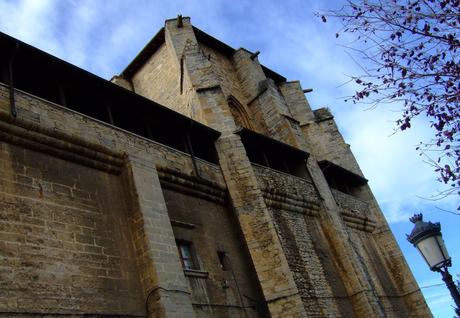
[116,16,432,317]
[0,15,433,318]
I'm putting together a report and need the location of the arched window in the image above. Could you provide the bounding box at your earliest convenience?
[227,95,253,130]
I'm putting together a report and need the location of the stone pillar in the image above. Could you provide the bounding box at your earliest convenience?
[164,17,236,131]
[232,48,267,99]
[164,17,197,65]
[161,16,415,317]
[300,109,363,176]
[232,49,307,149]
[124,155,195,318]
[232,54,389,315]
[305,158,387,317]
[165,21,215,90]
[360,185,432,317]
[300,103,431,316]
[250,80,308,150]
[279,81,315,124]
[216,135,307,317]
[163,17,308,316]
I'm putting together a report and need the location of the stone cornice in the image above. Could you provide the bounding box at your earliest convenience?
[0,111,124,174]
[157,167,227,205]
[341,210,377,233]
[261,189,320,216]
[331,189,377,232]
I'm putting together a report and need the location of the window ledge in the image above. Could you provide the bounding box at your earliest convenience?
[184,269,209,279]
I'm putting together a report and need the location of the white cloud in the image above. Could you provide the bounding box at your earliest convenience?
[0,0,59,51]
[336,107,454,222]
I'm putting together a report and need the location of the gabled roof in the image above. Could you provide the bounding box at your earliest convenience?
[121,25,286,83]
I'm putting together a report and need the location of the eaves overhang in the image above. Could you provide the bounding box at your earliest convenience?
[318,160,368,186]
[0,31,220,142]
[235,127,309,159]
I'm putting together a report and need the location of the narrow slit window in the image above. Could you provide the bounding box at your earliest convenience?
[180,56,184,94]
[217,251,228,271]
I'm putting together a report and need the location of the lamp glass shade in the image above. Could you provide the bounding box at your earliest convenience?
[415,234,450,270]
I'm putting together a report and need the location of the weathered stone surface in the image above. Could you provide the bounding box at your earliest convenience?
[279,81,315,125]
[208,134,306,317]
[301,108,364,177]
[0,141,144,315]
[162,187,264,317]
[0,84,219,317]
[0,15,432,318]
[132,43,189,117]
[127,16,430,318]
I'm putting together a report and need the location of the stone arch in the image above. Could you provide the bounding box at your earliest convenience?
[227,95,253,130]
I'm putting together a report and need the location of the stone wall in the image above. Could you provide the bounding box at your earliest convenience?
[301,108,364,177]
[0,14,434,317]
[0,84,233,316]
[161,182,266,317]
[252,164,348,317]
[331,189,376,233]
[200,44,247,108]
[299,100,430,316]
[131,43,190,117]
[332,189,369,215]
[0,84,222,182]
[0,142,144,315]
[346,227,414,317]
[252,163,317,214]
[117,16,431,317]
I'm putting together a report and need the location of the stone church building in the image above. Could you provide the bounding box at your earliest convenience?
[0,17,431,317]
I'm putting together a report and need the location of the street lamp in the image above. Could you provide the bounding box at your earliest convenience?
[407,213,460,316]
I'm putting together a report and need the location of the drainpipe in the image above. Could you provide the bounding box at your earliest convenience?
[8,42,19,118]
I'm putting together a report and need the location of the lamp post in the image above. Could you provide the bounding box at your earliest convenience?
[407,213,460,316]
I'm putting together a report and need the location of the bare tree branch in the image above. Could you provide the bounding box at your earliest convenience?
[318,0,460,211]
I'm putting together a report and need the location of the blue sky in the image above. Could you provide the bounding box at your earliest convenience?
[0,0,458,316]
